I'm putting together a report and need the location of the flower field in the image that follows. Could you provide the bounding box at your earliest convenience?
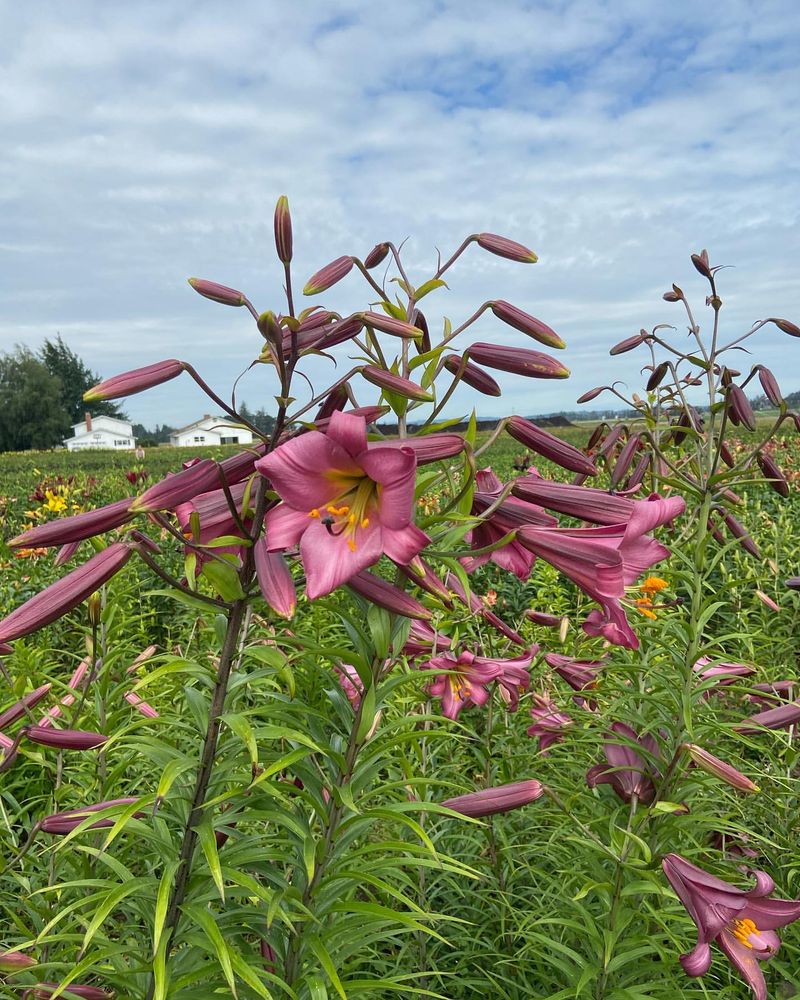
[1,208,800,1000]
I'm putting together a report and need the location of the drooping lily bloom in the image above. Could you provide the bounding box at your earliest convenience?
[586,721,660,804]
[256,411,429,598]
[424,650,506,720]
[494,648,537,710]
[463,468,556,579]
[527,693,574,752]
[544,653,604,692]
[441,779,544,817]
[662,852,800,999]
[0,544,132,644]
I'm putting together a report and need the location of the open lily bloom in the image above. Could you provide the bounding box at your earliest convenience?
[424,650,505,720]
[662,853,800,1000]
[527,693,574,752]
[257,411,429,598]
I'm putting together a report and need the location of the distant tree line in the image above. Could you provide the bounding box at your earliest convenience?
[0,337,123,452]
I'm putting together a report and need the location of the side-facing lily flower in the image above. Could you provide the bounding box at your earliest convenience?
[0,544,131,644]
[735,701,800,734]
[424,649,534,720]
[662,852,800,999]
[544,653,605,692]
[40,797,143,834]
[441,779,544,817]
[495,648,537,710]
[256,411,429,598]
[463,467,556,579]
[586,721,660,804]
[527,693,574,752]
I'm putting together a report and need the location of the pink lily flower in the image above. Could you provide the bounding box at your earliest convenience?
[463,468,556,579]
[586,721,660,804]
[334,664,364,708]
[402,620,452,659]
[424,649,534,720]
[495,648,537,710]
[662,852,800,1000]
[527,693,574,753]
[256,411,429,598]
[544,653,605,692]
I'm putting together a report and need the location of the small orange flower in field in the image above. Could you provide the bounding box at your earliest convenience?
[635,596,658,619]
[14,547,49,560]
[640,576,668,596]
[484,589,498,607]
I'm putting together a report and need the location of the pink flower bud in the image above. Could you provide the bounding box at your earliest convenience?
[124,691,159,718]
[723,513,761,558]
[348,571,433,620]
[755,589,781,612]
[610,433,641,488]
[525,610,562,626]
[363,242,390,268]
[83,359,185,402]
[609,332,648,356]
[441,779,544,817]
[769,317,800,338]
[735,700,800,733]
[9,500,133,550]
[0,951,36,971]
[647,362,669,391]
[475,233,538,263]
[334,663,364,708]
[273,195,292,264]
[24,726,108,750]
[0,684,52,731]
[577,386,606,404]
[188,277,247,307]
[683,743,758,793]
[490,301,565,349]
[40,797,142,834]
[727,384,756,431]
[130,460,221,513]
[292,314,364,354]
[0,544,132,645]
[506,416,597,475]
[254,540,297,619]
[303,256,354,295]
[443,354,501,396]
[756,365,783,407]
[690,250,712,278]
[361,366,433,402]
[756,451,789,498]
[467,343,570,379]
[23,984,112,999]
[379,434,465,464]
[361,311,424,339]
[315,384,349,421]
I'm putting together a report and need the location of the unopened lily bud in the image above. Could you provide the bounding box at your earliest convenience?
[413,310,431,353]
[273,195,292,264]
[662,290,681,302]
[443,355,501,396]
[735,700,800,733]
[490,301,565,349]
[559,616,570,643]
[254,540,297,618]
[304,314,365,353]
[313,405,389,432]
[723,513,761,558]
[361,311,424,339]
[0,545,132,645]
[441,779,544,817]
[87,592,102,628]
[467,343,570,379]
[0,684,52,732]
[84,360,185,402]
[297,308,335,331]
[625,452,651,490]
[727,384,756,431]
[347,571,433,620]
[755,590,781,612]
[756,451,789,497]
[130,460,221,513]
[769,317,800,338]
[9,499,133,550]
[303,255,354,295]
[315,385,349,421]
[257,310,283,345]
[506,416,597,475]
[381,433,465,464]
[24,726,107,750]
[610,433,640,488]
[188,277,247,307]
[586,422,607,450]
[599,423,626,455]
[363,242,390,268]
[609,331,649,355]
[23,983,112,999]
[124,691,159,718]
[683,744,758,793]
[397,558,453,606]
[0,950,36,971]
[690,250,712,278]
[475,233,538,263]
[647,362,669,391]
[786,577,800,590]
[719,440,735,467]
[41,797,142,834]
[525,610,561,627]
[361,366,433,402]
[756,366,783,406]
[577,387,606,404]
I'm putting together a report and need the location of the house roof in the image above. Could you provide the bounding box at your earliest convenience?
[169,415,248,436]
[70,415,133,433]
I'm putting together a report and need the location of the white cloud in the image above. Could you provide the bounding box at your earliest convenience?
[0,0,798,429]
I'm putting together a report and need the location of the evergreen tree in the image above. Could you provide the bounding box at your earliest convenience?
[0,346,71,451]
[39,334,124,423]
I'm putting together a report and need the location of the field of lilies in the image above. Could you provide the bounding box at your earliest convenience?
[1,202,800,1000]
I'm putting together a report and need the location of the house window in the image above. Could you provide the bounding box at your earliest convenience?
[220,436,239,445]
[114,439,130,446]
[194,435,206,443]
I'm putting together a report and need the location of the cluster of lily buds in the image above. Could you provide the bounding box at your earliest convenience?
[441,779,544,817]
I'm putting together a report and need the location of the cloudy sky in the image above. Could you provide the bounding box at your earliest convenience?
[2,0,799,429]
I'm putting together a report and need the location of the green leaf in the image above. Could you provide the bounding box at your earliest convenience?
[185,902,238,997]
[306,932,347,1000]
[414,277,448,300]
[198,816,226,901]
[153,861,180,956]
[81,877,150,952]
[202,559,246,601]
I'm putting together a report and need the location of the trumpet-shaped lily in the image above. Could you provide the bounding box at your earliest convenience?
[662,852,800,1000]
[527,693,574,752]
[256,411,429,598]
[586,721,660,804]
[424,648,535,720]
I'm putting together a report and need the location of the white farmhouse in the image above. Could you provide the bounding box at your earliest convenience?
[169,415,254,448]
[64,414,136,451]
